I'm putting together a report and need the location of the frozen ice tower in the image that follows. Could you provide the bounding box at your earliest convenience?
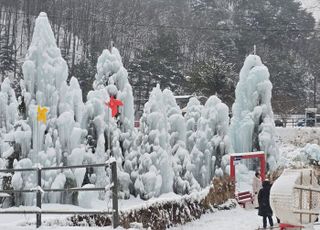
[229,55,279,170]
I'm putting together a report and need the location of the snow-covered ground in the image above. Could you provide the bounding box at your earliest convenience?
[0,206,261,230]
[0,191,209,229]
[172,206,263,230]
[173,205,320,230]
[3,205,320,230]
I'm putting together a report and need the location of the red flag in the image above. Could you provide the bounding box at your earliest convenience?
[106,96,124,117]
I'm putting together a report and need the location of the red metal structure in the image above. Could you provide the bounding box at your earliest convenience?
[230,151,266,182]
[279,223,304,230]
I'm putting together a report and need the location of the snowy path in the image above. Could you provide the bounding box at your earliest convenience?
[172,206,320,230]
[2,205,320,229]
[172,207,261,230]
[1,206,262,230]
[0,205,261,230]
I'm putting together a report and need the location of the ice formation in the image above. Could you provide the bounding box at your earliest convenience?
[0,78,23,172]
[134,85,172,199]
[190,95,231,187]
[22,12,67,118]
[184,97,203,153]
[78,184,99,208]
[12,12,88,205]
[0,11,246,206]
[229,55,279,170]
[163,89,200,194]
[83,47,135,199]
[0,78,18,132]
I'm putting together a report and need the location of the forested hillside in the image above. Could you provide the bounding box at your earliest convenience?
[0,0,319,117]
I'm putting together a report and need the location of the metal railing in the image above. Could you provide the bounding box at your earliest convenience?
[0,160,119,228]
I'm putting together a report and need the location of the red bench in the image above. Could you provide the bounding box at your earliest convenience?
[235,191,254,208]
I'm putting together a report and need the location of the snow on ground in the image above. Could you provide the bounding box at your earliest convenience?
[0,190,209,229]
[3,207,260,230]
[3,205,320,230]
[173,205,320,230]
[172,206,261,230]
[0,203,134,230]
[0,206,261,230]
[0,204,105,229]
[276,127,320,147]
[2,224,125,230]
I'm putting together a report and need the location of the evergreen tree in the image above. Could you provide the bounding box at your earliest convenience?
[72,58,96,102]
[129,30,186,117]
[0,35,16,82]
[187,58,236,106]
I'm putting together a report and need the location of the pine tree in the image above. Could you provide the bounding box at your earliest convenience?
[129,30,186,117]
[187,58,236,107]
[0,35,16,82]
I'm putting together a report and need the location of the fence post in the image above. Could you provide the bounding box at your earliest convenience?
[36,168,42,228]
[111,161,119,228]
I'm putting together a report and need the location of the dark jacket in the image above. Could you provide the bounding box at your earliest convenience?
[258,180,273,217]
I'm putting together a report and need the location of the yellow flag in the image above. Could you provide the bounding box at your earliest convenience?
[37,105,48,124]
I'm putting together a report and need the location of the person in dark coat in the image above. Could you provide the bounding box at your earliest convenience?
[258,180,274,229]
